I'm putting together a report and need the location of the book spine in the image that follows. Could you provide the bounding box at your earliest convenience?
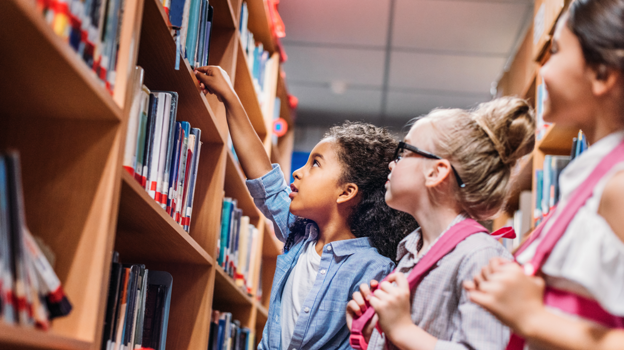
[154,93,173,204]
[167,123,182,216]
[161,92,179,209]
[183,128,201,231]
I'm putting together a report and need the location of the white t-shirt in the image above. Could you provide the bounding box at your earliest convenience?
[280,240,321,350]
[517,130,624,317]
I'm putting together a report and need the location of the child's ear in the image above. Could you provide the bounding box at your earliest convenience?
[424,160,452,188]
[337,183,359,205]
[591,65,621,97]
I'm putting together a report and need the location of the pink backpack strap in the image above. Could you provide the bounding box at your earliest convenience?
[350,219,514,350]
[507,140,624,350]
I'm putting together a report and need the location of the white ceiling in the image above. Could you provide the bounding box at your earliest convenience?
[279,0,533,128]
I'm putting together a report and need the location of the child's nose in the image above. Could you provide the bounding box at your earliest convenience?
[388,161,395,171]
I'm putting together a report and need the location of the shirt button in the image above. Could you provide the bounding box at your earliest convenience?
[304,307,310,313]
[320,269,326,275]
[327,246,332,252]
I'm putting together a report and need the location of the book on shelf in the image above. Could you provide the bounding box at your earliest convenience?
[102,252,173,350]
[123,67,203,233]
[218,198,260,294]
[239,2,279,110]
[271,97,281,145]
[38,0,128,92]
[209,310,255,350]
[160,0,213,69]
[502,191,532,251]
[535,77,552,141]
[0,151,72,329]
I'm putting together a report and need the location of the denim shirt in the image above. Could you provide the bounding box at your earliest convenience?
[246,165,395,350]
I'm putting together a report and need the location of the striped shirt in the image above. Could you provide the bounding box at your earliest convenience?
[368,214,512,350]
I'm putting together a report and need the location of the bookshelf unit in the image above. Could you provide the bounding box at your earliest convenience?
[493,0,576,240]
[0,0,294,349]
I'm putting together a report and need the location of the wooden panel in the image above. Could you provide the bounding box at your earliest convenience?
[113,0,145,108]
[538,124,579,155]
[137,262,214,350]
[224,150,261,220]
[235,38,268,139]
[262,220,283,258]
[0,117,123,342]
[137,0,226,144]
[246,0,276,54]
[211,0,238,31]
[213,265,254,306]
[260,257,276,309]
[0,324,91,350]
[116,171,214,265]
[255,301,268,328]
[0,0,122,122]
[533,0,567,61]
[502,26,537,98]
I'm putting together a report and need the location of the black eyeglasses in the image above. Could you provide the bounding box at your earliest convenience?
[393,141,466,188]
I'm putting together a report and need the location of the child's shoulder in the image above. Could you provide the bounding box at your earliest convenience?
[455,232,513,262]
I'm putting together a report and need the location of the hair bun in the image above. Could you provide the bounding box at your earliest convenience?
[471,97,535,165]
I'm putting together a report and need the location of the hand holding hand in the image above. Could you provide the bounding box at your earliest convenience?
[368,273,413,342]
[463,257,546,337]
[346,281,379,343]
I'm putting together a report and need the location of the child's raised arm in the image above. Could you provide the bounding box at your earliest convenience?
[195,66,273,180]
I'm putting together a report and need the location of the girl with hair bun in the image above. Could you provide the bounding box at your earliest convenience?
[346,96,535,350]
[465,0,624,349]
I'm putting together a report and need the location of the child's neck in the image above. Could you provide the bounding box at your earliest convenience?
[416,205,463,253]
[314,216,356,256]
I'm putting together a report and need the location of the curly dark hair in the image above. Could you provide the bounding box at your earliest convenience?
[284,121,419,262]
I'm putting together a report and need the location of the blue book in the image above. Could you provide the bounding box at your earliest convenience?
[202,5,214,66]
[219,199,233,266]
[169,0,187,27]
[217,318,226,350]
[185,0,202,66]
[167,123,182,215]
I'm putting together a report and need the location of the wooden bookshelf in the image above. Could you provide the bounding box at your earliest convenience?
[0,0,295,348]
[493,0,577,235]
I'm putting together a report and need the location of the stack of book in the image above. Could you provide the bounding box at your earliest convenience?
[161,0,214,69]
[219,198,260,293]
[570,130,588,161]
[0,151,72,330]
[239,2,278,109]
[102,252,173,350]
[37,0,127,92]
[208,311,255,350]
[123,67,203,232]
[534,155,571,225]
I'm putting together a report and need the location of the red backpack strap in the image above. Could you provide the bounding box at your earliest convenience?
[507,140,624,350]
[350,219,490,349]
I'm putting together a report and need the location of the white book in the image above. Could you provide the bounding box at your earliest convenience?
[235,216,250,287]
[122,68,145,175]
[180,134,196,220]
[246,226,259,291]
[147,93,167,198]
[155,93,172,204]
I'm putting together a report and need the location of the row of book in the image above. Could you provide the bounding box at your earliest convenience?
[502,190,533,251]
[0,151,72,329]
[208,310,255,350]
[161,0,214,69]
[38,0,125,92]
[219,198,260,294]
[101,252,172,350]
[534,132,588,224]
[239,2,279,110]
[123,67,203,232]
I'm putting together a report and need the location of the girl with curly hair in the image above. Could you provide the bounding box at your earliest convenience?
[347,96,535,350]
[195,66,418,350]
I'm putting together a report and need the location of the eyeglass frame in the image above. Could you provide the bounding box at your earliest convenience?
[393,141,466,188]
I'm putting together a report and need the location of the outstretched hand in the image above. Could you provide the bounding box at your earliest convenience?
[194,66,235,102]
[463,257,546,336]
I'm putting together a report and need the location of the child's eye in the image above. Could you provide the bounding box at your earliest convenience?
[312,160,320,167]
[550,43,559,54]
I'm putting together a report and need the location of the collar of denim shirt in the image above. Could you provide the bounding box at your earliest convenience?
[303,222,375,257]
